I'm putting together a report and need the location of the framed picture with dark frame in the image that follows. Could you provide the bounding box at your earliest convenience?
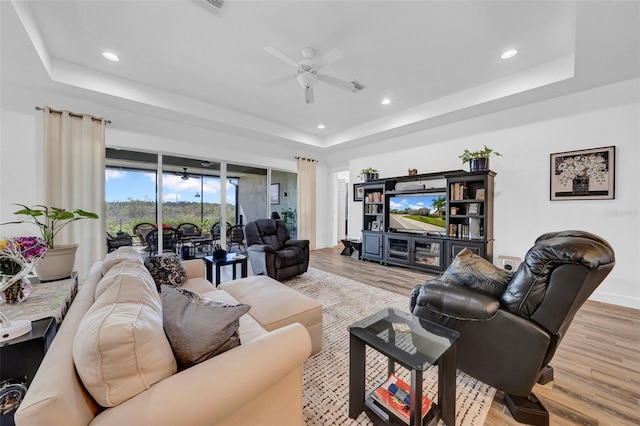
[270,183,280,205]
[353,183,364,202]
[550,146,615,200]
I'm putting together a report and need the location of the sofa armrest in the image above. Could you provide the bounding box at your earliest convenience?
[414,279,500,321]
[91,323,312,426]
[182,259,205,279]
[248,244,277,253]
[284,239,309,249]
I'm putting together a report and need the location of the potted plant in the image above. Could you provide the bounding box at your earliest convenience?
[459,145,502,172]
[2,204,98,281]
[358,167,379,182]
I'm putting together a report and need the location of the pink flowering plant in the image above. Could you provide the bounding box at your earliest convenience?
[0,237,47,291]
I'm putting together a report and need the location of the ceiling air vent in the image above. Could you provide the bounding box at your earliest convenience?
[192,0,226,15]
[351,80,365,93]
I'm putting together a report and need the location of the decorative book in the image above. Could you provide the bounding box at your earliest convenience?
[371,374,432,425]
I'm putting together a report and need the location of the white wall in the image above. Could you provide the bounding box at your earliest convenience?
[340,78,639,309]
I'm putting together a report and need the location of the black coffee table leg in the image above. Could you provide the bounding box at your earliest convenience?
[349,334,366,418]
[215,263,222,286]
[241,259,248,277]
[439,342,457,425]
[410,369,424,426]
[206,260,213,282]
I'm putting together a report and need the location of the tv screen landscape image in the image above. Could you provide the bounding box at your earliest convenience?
[388,193,447,234]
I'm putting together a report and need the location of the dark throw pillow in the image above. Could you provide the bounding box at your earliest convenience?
[161,285,250,369]
[440,248,514,297]
[144,254,187,291]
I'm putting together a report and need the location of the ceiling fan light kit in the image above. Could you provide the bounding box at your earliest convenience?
[263,46,364,104]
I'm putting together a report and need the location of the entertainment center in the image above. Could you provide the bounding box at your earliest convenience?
[359,169,495,273]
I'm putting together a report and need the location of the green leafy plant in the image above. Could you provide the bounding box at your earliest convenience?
[3,204,99,248]
[459,145,502,163]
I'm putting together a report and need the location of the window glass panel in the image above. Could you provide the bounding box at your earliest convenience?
[105,149,158,242]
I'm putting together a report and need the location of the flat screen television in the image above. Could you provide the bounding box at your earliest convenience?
[387,192,447,235]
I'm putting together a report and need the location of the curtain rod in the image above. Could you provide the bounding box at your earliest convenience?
[35,106,111,124]
[295,156,319,163]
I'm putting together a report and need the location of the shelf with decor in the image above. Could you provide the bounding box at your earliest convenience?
[358,169,495,272]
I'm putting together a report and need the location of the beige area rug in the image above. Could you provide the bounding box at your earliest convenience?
[284,267,496,426]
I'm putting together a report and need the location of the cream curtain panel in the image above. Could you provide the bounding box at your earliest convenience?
[296,157,317,250]
[43,107,106,279]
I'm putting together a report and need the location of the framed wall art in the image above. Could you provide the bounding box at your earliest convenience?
[353,183,364,202]
[550,146,615,200]
[270,183,280,205]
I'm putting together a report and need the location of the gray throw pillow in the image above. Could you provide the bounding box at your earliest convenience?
[440,248,514,297]
[161,285,250,369]
[144,254,187,291]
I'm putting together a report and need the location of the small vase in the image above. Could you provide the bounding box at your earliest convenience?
[0,276,33,304]
[572,176,590,195]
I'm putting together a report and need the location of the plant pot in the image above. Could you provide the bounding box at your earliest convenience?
[364,173,379,182]
[469,158,489,172]
[35,244,78,281]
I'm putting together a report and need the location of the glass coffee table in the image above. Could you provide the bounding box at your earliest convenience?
[348,308,460,426]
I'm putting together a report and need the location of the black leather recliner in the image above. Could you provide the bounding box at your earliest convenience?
[245,218,309,281]
[410,230,615,425]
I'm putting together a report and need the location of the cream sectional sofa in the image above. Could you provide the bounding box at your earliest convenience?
[15,247,322,426]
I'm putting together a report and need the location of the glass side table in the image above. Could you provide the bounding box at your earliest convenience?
[348,308,460,426]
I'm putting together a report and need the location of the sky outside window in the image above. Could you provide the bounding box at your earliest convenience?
[105,169,236,203]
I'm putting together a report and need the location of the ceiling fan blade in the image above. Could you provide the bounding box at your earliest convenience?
[304,86,314,104]
[314,48,343,70]
[264,46,299,68]
[261,74,295,88]
[317,74,355,92]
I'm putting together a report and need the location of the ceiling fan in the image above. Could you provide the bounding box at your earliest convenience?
[262,46,364,104]
[178,167,197,181]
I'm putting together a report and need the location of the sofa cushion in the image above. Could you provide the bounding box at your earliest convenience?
[101,246,143,275]
[73,263,177,407]
[440,248,514,297]
[162,285,251,369]
[144,254,187,290]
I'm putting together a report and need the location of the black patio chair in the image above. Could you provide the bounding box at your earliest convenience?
[146,227,180,256]
[227,224,246,253]
[106,232,133,253]
[132,222,157,247]
[177,222,202,239]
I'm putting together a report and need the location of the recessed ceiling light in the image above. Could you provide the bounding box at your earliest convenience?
[317,124,325,129]
[102,51,119,62]
[501,49,518,59]
[381,98,391,105]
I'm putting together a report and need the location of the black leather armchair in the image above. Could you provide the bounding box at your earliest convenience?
[244,218,309,281]
[410,230,615,425]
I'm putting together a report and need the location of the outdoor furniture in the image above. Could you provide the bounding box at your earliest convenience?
[106,232,133,253]
[145,227,180,256]
[210,221,232,244]
[227,224,246,253]
[176,222,201,239]
[244,218,309,281]
[132,222,157,247]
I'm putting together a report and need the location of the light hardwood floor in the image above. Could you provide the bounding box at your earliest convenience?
[310,246,640,426]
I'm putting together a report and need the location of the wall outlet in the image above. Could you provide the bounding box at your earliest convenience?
[496,255,522,272]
